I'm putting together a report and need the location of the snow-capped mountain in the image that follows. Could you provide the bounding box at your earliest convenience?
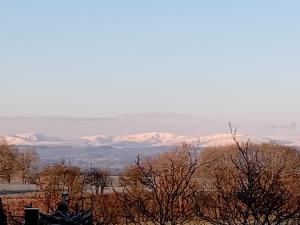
[184,134,275,147]
[79,134,112,146]
[0,133,69,146]
[1,132,299,148]
[17,133,63,142]
[112,132,186,147]
[75,132,186,147]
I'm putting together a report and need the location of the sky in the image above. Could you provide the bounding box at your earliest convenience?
[0,1,300,132]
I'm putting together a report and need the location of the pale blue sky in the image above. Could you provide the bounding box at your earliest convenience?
[1,1,299,120]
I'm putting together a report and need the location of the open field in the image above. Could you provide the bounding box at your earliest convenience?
[0,184,38,196]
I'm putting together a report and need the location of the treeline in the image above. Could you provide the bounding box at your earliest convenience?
[0,142,39,184]
[2,137,300,225]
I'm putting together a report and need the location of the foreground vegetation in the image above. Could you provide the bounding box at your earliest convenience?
[1,133,300,225]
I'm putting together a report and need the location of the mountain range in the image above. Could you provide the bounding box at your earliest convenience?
[1,132,299,148]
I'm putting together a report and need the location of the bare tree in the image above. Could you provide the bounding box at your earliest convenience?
[18,149,39,184]
[0,144,20,183]
[87,168,111,195]
[92,193,122,225]
[37,162,85,213]
[192,126,300,225]
[116,144,209,225]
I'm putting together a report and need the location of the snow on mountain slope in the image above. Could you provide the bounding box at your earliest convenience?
[113,132,186,146]
[78,135,112,145]
[0,133,69,146]
[187,134,274,147]
[17,133,63,142]
[75,133,299,147]
[0,132,299,147]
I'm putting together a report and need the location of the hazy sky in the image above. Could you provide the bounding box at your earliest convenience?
[1,1,299,120]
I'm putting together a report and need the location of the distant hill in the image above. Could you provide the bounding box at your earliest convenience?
[1,132,299,148]
[2,132,298,171]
